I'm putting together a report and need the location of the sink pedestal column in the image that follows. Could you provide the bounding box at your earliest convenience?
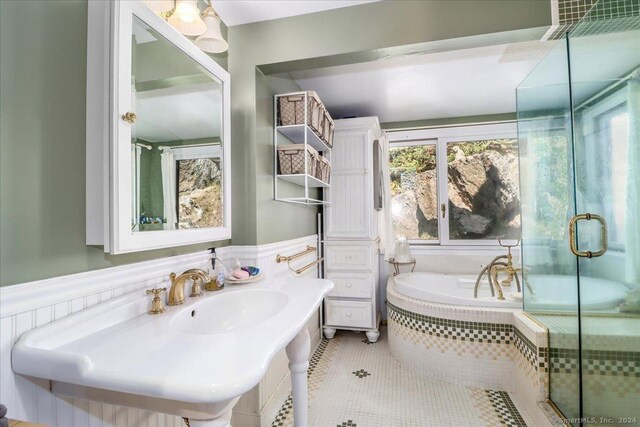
[189,414,231,427]
[286,328,311,427]
[186,396,239,427]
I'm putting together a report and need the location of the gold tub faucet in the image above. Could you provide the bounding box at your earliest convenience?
[167,269,211,306]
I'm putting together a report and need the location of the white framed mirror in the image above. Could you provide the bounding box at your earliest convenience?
[87,1,231,254]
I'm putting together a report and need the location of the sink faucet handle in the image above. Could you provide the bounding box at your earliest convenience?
[146,287,167,315]
[190,278,204,298]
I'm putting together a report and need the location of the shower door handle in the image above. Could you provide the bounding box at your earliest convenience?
[568,213,608,258]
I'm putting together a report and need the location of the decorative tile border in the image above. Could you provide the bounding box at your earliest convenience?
[387,301,514,346]
[470,388,529,427]
[388,301,545,371]
[548,347,640,377]
[514,327,549,373]
[486,390,528,427]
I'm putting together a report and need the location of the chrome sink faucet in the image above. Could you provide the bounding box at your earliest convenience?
[167,269,210,306]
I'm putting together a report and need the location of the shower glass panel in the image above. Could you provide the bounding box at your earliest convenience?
[568,3,640,423]
[519,0,640,424]
[517,36,581,421]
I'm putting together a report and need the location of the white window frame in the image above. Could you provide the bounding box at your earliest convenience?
[389,138,440,244]
[579,89,627,251]
[172,145,223,161]
[388,122,519,247]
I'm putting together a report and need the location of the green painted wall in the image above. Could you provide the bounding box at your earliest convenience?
[0,0,550,285]
[255,72,322,244]
[0,0,228,287]
[228,0,551,245]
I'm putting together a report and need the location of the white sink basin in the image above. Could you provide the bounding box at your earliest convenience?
[12,277,334,424]
[170,290,288,335]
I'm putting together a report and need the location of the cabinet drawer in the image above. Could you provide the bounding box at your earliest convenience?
[327,273,373,298]
[325,243,372,271]
[325,300,373,329]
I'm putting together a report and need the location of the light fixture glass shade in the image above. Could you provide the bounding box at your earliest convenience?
[168,0,206,36]
[142,0,174,14]
[195,9,228,53]
[394,237,412,262]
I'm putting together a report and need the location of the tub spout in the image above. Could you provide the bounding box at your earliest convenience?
[474,256,523,300]
[474,256,505,298]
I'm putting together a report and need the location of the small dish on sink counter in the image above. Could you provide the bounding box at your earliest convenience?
[225,273,265,285]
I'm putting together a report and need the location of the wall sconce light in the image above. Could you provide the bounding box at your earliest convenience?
[168,0,207,36]
[142,0,228,53]
[142,0,174,14]
[195,7,229,53]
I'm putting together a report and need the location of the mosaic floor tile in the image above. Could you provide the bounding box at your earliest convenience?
[351,369,370,379]
[271,327,535,426]
[486,390,528,427]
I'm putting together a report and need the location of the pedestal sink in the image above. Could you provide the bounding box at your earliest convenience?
[12,277,334,427]
[170,290,289,335]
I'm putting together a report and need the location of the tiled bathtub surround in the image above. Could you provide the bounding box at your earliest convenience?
[0,235,319,427]
[535,314,640,422]
[386,278,550,426]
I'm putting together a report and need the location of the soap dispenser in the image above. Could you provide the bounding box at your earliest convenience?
[205,248,227,291]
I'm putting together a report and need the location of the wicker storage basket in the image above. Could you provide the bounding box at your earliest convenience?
[277,91,324,136]
[316,155,331,184]
[321,111,335,148]
[277,144,318,176]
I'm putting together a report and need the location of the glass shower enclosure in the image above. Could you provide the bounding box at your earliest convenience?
[517,1,640,424]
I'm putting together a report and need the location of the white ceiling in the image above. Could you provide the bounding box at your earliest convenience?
[134,83,221,142]
[211,0,381,26]
[288,43,543,123]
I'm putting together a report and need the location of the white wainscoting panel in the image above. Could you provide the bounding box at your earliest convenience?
[0,235,320,427]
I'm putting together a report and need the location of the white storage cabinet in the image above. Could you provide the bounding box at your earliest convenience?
[323,117,382,343]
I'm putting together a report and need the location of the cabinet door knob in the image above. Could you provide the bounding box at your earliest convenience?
[345,311,352,317]
[345,283,352,288]
[122,112,137,123]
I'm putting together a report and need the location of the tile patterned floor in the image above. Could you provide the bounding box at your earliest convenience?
[272,327,532,427]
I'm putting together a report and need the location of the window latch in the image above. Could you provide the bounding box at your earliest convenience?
[441,203,446,218]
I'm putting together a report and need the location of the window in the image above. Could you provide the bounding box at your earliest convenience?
[173,145,223,229]
[388,123,520,245]
[389,142,439,241]
[580,88,629,249]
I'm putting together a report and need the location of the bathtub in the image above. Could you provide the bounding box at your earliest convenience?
[387,270,630,420]
[387,273,550,413]
[393,272,629,311]
[393,272,521,308]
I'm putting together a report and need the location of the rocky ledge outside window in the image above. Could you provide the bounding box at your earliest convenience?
[389,130,521,244]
